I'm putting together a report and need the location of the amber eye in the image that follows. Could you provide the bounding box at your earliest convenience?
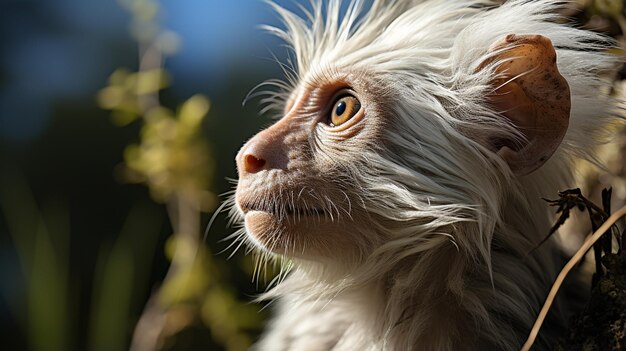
[329,94,361,127]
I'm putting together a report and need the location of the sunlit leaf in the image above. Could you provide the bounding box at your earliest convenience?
[97,86,126,109]
[132,69,169,95]
[108,68,132,86]
[179,95,210,129]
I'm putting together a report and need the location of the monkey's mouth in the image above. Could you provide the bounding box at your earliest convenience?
[240,202,325,218]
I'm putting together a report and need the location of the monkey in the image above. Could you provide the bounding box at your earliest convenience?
[230,0,622,350]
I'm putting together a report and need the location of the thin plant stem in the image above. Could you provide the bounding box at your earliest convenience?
[521,205,626,351]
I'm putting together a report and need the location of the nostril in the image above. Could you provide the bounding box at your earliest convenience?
[244,154,266,173]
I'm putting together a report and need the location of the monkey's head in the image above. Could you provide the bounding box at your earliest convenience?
[233,1,578,270]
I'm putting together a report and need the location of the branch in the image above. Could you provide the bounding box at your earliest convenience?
[520,204,626,351]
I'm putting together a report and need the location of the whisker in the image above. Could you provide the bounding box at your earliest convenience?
[203,199,231,243]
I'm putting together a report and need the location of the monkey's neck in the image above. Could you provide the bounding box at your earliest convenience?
[269,200,564,350]
[266,162,573,350]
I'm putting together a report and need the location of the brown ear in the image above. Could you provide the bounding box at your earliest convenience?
[479,34,570,176]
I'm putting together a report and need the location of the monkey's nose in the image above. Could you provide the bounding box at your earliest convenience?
[237,138,277,174]
[237,119,290,174]
[243,154,266,173]
[237,137,288,174]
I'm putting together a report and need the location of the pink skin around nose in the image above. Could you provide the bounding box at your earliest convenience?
[236,91,309,176]
[236,116,292,175]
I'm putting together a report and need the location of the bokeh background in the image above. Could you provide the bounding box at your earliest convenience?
[1,0,292,350]
[0,0,624,350]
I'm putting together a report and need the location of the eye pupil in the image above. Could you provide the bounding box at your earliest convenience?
[328,92,361,128]
[335,101,347,116]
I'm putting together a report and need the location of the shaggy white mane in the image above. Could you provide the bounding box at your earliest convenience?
[230,0,622,350]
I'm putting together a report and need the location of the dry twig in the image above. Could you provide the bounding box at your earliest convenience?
[520,205,626,351]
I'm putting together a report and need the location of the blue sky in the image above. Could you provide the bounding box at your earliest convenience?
[1,0,291,143]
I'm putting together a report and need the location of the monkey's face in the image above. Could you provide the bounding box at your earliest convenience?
[233,22,573,266]
[235,71,386,261]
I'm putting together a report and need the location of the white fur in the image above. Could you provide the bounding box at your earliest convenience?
[234,0,622,350]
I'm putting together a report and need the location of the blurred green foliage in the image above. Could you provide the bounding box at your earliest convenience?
[0,174,70,351]
[96,1,266,350]
[1,0,268,350]
[0,172,162,351]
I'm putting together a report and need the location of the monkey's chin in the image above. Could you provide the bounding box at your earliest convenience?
[244,211,282,249]
[244,210,341,258]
